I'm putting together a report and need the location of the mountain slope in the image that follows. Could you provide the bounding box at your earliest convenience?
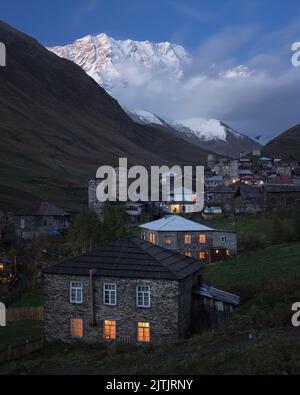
[126,110,261,158]
[50,33,191,93]
[264,124,300,161]
[0,21,211,209]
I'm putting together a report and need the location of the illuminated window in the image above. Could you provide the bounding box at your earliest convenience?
[138,322,150,343]
[226,250,230,256]
[137,286,151,308]
[184,234,192,245]
[104,320,116,340]
[0,264,4,271]
[199,252,206,260]
[185,252,192,258]
[149,233,157,244]
[70,282,83,304]
[165,236,172,245]
[71,318,83,339]
[199,234,206,244]
[104,284,117,306]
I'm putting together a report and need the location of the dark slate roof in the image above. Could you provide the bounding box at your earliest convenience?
[265,185,300,193]
[194,283,240,306]
[209,184,235,194]
[17,202,70,217]
[43,238,204,280]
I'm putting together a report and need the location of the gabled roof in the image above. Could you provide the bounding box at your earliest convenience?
[140,215,215,232]
[194,283,240,306]
[17,202,70,217]
[43,238,204,281]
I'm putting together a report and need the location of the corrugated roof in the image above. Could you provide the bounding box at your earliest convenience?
[140,215,215,232]
[194,283,240,306]
[43,238,204,280]
[17,202,70,217]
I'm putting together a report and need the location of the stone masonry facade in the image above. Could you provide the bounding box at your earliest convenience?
[44,273,198,345]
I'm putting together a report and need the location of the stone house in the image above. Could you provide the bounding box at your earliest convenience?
[43,238,205,345]
[15,201,71,240]
[264,185,300,209]
[140,215,237,263]
[205,184,236,214]
[233,184,265,215]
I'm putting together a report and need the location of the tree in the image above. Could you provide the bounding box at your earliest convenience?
[101,204,128,244]
[68,212,102,254]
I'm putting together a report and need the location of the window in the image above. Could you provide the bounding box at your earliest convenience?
[71,318,83,338]
[165,236,172,245]
[149,233,157,244]
[199,234,206,244]
[185,252,192,258]
[221,236,227,243]
[137,286,151,308]
[104,284,117,305]
[199,252,206,260]
[138,322,150,343]
[184,234,192,245]
[104,320,117,340]
[70,282,83,304]
[215,301,224,312]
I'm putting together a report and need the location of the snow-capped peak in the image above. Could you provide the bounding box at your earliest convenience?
[171,119,227,141]
[49,33,191,93]
[126,109,164,126]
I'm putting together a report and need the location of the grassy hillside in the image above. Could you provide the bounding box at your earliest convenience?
[2,241,300,375]
[264,124,300,161]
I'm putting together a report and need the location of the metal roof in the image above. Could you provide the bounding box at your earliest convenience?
[139,215,215,232]
[194,283,240,306]
[43,237,204,281]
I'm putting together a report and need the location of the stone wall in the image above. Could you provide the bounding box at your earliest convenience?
[44,274,193,345]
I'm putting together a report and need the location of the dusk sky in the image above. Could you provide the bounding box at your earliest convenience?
[2,0,300,141]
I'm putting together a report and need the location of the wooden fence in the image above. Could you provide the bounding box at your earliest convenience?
[6,306,44,322]
[0,337,44,365]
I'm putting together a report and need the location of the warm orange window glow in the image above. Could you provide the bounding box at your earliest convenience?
[226,250,230,256]
[165,237,172,245]
[138,322,150,343]
[185,252,192,258]
[104,320,117,340]
[199,252,206,260]
[184,234,192,245]
[71,318,83,338]
[199,234,206,244]
[149,233,157,244]
[0,264,4,271]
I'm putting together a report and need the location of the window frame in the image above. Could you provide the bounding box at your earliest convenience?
[164,236,173,245]
[199,234,206,244]
[136,285,151,308]
[183,234,192,245]
[104,320,117,341]
[199,252,206,260]
[70,318,83,339]
[70,281,83,305]
[221,235,227,243]
[137,322,151,343]
[103,283,117,306]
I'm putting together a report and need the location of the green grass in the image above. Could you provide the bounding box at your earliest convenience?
[9,288,43,308]
[2,241,300,375]
[0,321,43,349]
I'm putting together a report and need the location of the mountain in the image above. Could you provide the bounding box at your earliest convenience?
[0,21,212,210]
[50,33,191,93]
[126,110,261,158]
[264,124,300,161]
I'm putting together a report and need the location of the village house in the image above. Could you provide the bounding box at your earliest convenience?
[43,238,240,345]
[205,184,236,215]
[233,184,265,215]
[264,184,300,209]
[15,201,71,241]
[140,215,237,263]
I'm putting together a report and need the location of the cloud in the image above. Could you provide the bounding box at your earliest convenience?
[110,22,300,143]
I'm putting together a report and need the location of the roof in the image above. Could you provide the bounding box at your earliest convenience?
[239,169,253,176]
[17,202,70,217]
[206,175,223,182]
[269,176,294,185]
[265,185,300,193]
[194,283,240,306]
[43,237,204,281]
[209,184,235,194]
[140,215,215,232]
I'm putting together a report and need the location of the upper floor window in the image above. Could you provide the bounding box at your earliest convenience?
[104,284,117,306]
[184,234,192,245]
[70,281,83,304]
[221,236,227,243]
[137,285,151,308]
[199,234,206,244]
